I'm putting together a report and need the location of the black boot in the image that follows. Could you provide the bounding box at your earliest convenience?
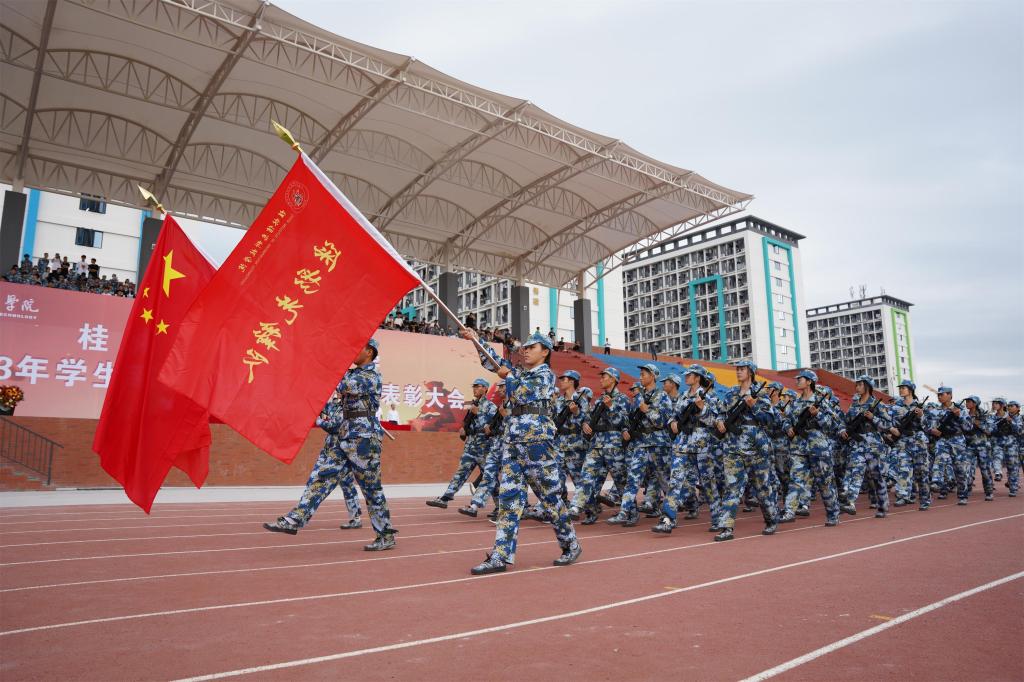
[652,517,675,534]
[762,521,778,535]
[714,527,734,542]
[457,505,478,518]
[553,542,582,566]
[363,530,396,552]
[426,496,450,509]
[339,518,363,529]
[471,554,507,575]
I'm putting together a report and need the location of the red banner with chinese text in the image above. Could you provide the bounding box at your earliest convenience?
[159,155,421,463]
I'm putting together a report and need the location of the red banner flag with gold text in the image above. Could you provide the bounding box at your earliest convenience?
[159,154,421,462]
[93,216,215,512]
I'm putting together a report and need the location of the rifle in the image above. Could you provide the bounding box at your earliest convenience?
[458,398,481,441]
[936,399,966,438]
[995,415,1014,437]
[714,381,765,440]
[626,400,646,442]
[883,395,930,446]
[673,389,705,436]
[845,396,882,441]
[791,389,827,439]
[554,393,585,433]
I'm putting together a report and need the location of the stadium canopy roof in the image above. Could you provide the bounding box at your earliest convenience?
[0,0,752,289]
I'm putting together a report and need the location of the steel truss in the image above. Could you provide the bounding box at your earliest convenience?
[0,0,752,290]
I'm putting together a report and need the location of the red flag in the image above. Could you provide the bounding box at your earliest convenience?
[93,216,215,512]
[159,154,420,462]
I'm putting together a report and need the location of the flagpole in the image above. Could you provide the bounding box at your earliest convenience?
[271,121,496,366]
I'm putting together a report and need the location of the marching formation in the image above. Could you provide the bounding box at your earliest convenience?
[261,332,1022,577]
[424,333,1023,574]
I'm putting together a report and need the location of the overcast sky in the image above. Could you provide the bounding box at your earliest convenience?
[277,0,1023,400]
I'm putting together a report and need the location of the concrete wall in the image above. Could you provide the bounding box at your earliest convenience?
[5,417,464,489]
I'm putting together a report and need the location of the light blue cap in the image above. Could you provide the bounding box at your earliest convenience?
[559,370,581,382]
[472,377,490,388]
[631,382,643,390]
[733,360,758,374]
[684,363,702,376]
[938,385,953,394]
[768,381,783,391]
[366,338,379,351]
[664,374,682,387]
[966,395,981,404]
[639,363,660,376]
[601,367,621,381]
[898,379,916,391]
[523,331,553,350]
[1008,400,1019,408]
[855,374,874,387]
[783,388,797,399]
[796,369,818,382]
[992,397,1007,405]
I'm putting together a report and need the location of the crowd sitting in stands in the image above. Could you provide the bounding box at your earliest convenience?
[3,252,135,297]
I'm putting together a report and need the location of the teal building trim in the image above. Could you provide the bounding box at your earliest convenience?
[761,237,802,369]
[21,188,40,257]
[548,287,558,334]
[688,274,727,362]
[596,261,606,345]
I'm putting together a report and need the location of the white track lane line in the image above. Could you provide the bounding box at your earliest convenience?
[0,500,443,518]
[0,518,480,548]
[168,513,1024,682]
[0,509,464,535]
[0,505,998,634]
[0,524,558,567]
[0,502,810,592]
[0,504,449,526]
[739,571,1024,682]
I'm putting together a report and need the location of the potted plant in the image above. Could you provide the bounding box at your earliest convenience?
[0,385,25,416]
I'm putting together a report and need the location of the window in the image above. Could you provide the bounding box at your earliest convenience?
[778,311,786,321]
[780,346,788,355]
[774,260,781,271]
[79,195,106,214]
[75,228,103,248]
[775,277,783,287]
[776,293,784,304]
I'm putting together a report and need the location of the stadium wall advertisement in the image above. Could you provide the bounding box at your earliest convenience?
[0,282,497,431]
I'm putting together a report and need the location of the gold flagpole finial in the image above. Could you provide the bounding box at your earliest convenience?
[137,185,166,215]
[272,120,303,154]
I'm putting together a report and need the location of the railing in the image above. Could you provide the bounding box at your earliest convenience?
[0,417,62,486]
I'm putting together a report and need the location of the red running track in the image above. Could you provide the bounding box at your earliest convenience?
[0,493,1021,681]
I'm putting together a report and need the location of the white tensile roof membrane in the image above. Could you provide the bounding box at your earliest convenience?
[0,0,751,288]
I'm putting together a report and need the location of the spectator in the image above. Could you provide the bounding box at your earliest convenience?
[37,252,49,271]
[555,337,565,352]
[573,341,581,352]
[547,327,556,343]
[60,256,70,278]
[88,258,100,279]
[604,338,612,355]
[19,254,32,273]
[75,255,88,278]
[651,342,659,362]
[49,253,61,274]
[465,311,477,329]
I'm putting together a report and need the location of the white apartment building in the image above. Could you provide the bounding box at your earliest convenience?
[806,295,915,393]
[396,263,625,348]
[620,215,808,371]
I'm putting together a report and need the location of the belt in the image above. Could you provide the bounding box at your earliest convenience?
[344,410,370,419]
[557,427,580,435]
[511,405,549,417]
[592,425,619,433]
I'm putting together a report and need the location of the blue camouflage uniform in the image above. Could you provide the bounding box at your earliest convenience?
[888,383,932,509]
[840,386,892,515]
[784,375,841,524]
[476,337,578,565]
[571,369,630,522]
[616,365,674,523]
[437,380,498,500]
[961,397,995,499]
[661,367,723,526]
[283,387,363,528]
[718,367,779,531]
[989,400,1021,496]
[926,390,973,502]
[468,390,510,510]
[554,374,591,502]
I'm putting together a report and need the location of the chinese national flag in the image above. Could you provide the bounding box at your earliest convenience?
[159,154,420,463]
[93,216,215,512]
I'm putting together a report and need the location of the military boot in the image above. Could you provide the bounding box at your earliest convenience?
[714,527,734,542]
[470,553,507,575]
[652,517,675,534]
[339,518,362,529]
[425,496,451,509]
[553,542,582,566]
[363,530,397,552]
[263,517,298,535]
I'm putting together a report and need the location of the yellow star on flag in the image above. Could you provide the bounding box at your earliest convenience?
[143,286,150,298]
[162,250,185,297]
[156,319,170,335]
[140,308,154,323]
